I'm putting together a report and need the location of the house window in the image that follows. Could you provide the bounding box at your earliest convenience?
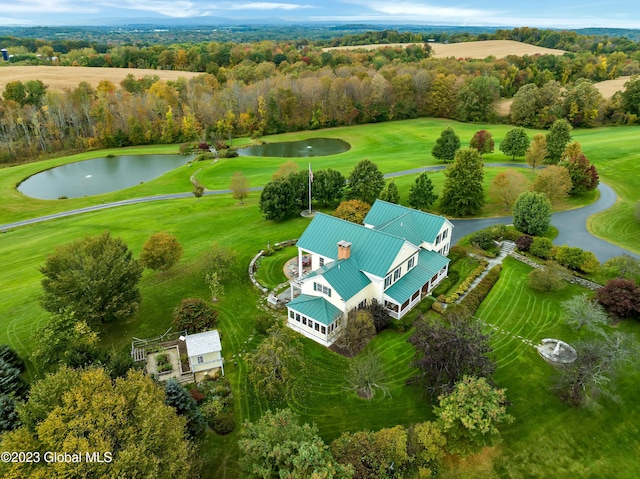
[315,323,320,331]
[358,299,367,309]
[321,326,326,334]
[407,256,415,270]
[435,234,441,245]
[302,317,307,325]
[393,267,401,281]
[314,282,332,298]
[197,356,204,364]
[442,229,448,239]
[384,275,392,289]
[319,257,324,267]
[296,313,300,321]
[289,310,294,319]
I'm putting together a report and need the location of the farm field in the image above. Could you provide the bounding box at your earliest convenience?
[0,65,203,93]
[324,39,567,59]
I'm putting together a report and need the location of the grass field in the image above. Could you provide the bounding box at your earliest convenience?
[1,118,639,478]
[467,257,640,479]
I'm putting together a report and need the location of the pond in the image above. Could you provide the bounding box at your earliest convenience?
[238,138,350,157]
[18,154,193,200]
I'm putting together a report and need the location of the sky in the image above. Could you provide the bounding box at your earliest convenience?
[1,0,639,28]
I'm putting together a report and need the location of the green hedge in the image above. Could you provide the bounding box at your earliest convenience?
[459,265,502,314]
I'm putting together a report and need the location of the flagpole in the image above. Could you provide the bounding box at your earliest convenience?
[308,162,312,214]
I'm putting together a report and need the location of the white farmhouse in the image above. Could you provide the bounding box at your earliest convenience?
[287,200,452,346]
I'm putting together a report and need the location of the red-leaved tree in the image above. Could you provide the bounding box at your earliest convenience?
[595,279,640,319]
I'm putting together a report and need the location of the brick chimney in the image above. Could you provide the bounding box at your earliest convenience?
[337,240,352,260]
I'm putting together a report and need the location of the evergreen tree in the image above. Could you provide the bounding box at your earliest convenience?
[408,172,438,210]
[439,148,485,216]
[0,394,19,433]
[431,127,461,163]
[379,179,400,204]
[164,379,206,438]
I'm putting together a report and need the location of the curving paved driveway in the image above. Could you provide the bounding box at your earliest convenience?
[0,163,636,262]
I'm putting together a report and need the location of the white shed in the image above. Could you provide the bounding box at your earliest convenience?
[185,330,224,378]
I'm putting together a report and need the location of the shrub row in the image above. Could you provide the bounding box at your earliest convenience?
[459,265,503,314]
[445,262,488,304]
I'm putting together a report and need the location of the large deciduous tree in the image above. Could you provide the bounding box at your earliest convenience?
[499,127,530,160]
[512,191,552,236]
[531,164,572,204]
[312,168,346,207]
[334,199,371,224]
[621,76,640,116]
[247,325,304,399]
[346,351,389,401]
[525,133,548,172]
[409,316,495,397]
[0,368,197,478]
[338,309,376,356]
[408,172,438,211]
[434,375,513,456]
[456,76,500,122]
[40,232,143,326]
[490,169,529,211]
[552,335,633,407]
[346,159,386,204]
[140,231,183,272]
[563,153,599,195]
[545,119,572,164]
[439,147,485,217]
[431,126,461,163]
[602,255,640,283]
[239,409,352,479]
[173,298,218,334]
[259,176,300,221]
[563,79,603,127]
[469,129,495,155]
[562,294,609,332]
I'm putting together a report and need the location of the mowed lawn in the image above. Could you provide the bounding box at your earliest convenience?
[465,257,640,479]
[1,118,637,253]
[1,119,639,478]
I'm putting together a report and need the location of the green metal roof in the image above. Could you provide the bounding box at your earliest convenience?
[313,258,371,301]
[287,294,343,326]
[364,200,448,243]
[296,213,407,278]
[384,249,450,304]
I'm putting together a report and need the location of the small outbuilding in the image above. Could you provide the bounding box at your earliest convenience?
[185,330,224,381]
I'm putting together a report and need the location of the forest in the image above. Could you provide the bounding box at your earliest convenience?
[1,26,640,164]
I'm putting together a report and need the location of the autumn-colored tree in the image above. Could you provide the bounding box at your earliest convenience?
[525,134,548,172]
[409,421,447,477]
[334,199,372,224]
[531,164,572,204]
[0,368,197,478]
[563,153,599,194]
[230,171,250,204]
[596,279,640,319]
[490,169,529,211]
[192,182,204,200]
[140,231,184,272]
[435,375,513,456]
[272,160,299,181]
[173,298,218,334]
[469,129,495,155]
[338,309,376,356]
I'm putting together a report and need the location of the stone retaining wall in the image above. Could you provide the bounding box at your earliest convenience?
[248,239,298,294]
[508,251,602,291]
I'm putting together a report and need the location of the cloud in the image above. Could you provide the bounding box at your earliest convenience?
[364,1,496,20]
[1,0,98,14]
[227,2,312,11]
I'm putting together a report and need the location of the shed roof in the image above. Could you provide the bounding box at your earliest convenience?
[288,294,343,326]
[185,330,222,358]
